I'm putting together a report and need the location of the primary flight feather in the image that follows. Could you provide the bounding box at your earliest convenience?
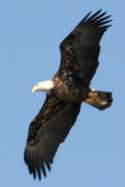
[24,10,113,180]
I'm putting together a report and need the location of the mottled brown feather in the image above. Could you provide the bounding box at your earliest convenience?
[24,94,81,180]
[59,10,112,85]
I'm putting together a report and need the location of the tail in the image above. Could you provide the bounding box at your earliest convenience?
[85,90,113,110]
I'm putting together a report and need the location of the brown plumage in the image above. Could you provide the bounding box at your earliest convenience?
[25,95,81,179]
[24,10,113,180]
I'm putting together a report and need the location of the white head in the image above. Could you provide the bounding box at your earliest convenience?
[32,80,55,93]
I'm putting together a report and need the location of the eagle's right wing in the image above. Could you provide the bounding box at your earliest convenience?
[24,94,81,180]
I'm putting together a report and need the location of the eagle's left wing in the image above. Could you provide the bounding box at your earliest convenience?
[24,94,81,180]
[58,10,112,85]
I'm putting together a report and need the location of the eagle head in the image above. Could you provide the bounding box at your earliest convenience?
[32,80,55,93]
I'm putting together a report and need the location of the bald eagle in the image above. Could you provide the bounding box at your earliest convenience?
[24,10,113,180]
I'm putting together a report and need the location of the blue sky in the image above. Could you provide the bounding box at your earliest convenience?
[0,0,124,186]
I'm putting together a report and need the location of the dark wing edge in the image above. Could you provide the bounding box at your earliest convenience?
[60,9,112,49]
[76,9,112,30]
[24,95,81,180]
[59,10,112,85]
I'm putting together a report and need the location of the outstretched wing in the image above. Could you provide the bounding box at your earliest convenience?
[24,94,81,180]
[59,10,112,85]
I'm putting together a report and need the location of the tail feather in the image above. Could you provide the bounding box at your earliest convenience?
[85,90,113,110]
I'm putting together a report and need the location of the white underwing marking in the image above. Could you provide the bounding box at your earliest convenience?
[69,77,73,81]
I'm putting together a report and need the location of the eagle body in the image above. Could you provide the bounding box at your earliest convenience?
[24,10,113,180]
[50,75,90,102]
